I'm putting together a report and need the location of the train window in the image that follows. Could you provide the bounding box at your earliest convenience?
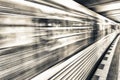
[111,25,116,30]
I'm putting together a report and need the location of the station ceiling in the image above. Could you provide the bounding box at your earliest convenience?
[74,0,120,23]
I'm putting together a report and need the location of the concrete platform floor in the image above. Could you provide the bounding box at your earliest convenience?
[107,35,120,80]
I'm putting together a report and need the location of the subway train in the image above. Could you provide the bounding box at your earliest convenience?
[0,0,120,80]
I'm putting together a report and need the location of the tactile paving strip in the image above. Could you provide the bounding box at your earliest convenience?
[91,35,120,80]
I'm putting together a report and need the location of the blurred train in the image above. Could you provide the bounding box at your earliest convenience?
[0,0,120,80]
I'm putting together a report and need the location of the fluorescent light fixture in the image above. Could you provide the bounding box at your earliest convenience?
[105,9,120,15]
[95,1,120,12]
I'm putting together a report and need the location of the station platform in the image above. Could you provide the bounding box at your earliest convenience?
[91,34,120,80]
[108,35,120,80]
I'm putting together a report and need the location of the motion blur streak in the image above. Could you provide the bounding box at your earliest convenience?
[0,0,120,80]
